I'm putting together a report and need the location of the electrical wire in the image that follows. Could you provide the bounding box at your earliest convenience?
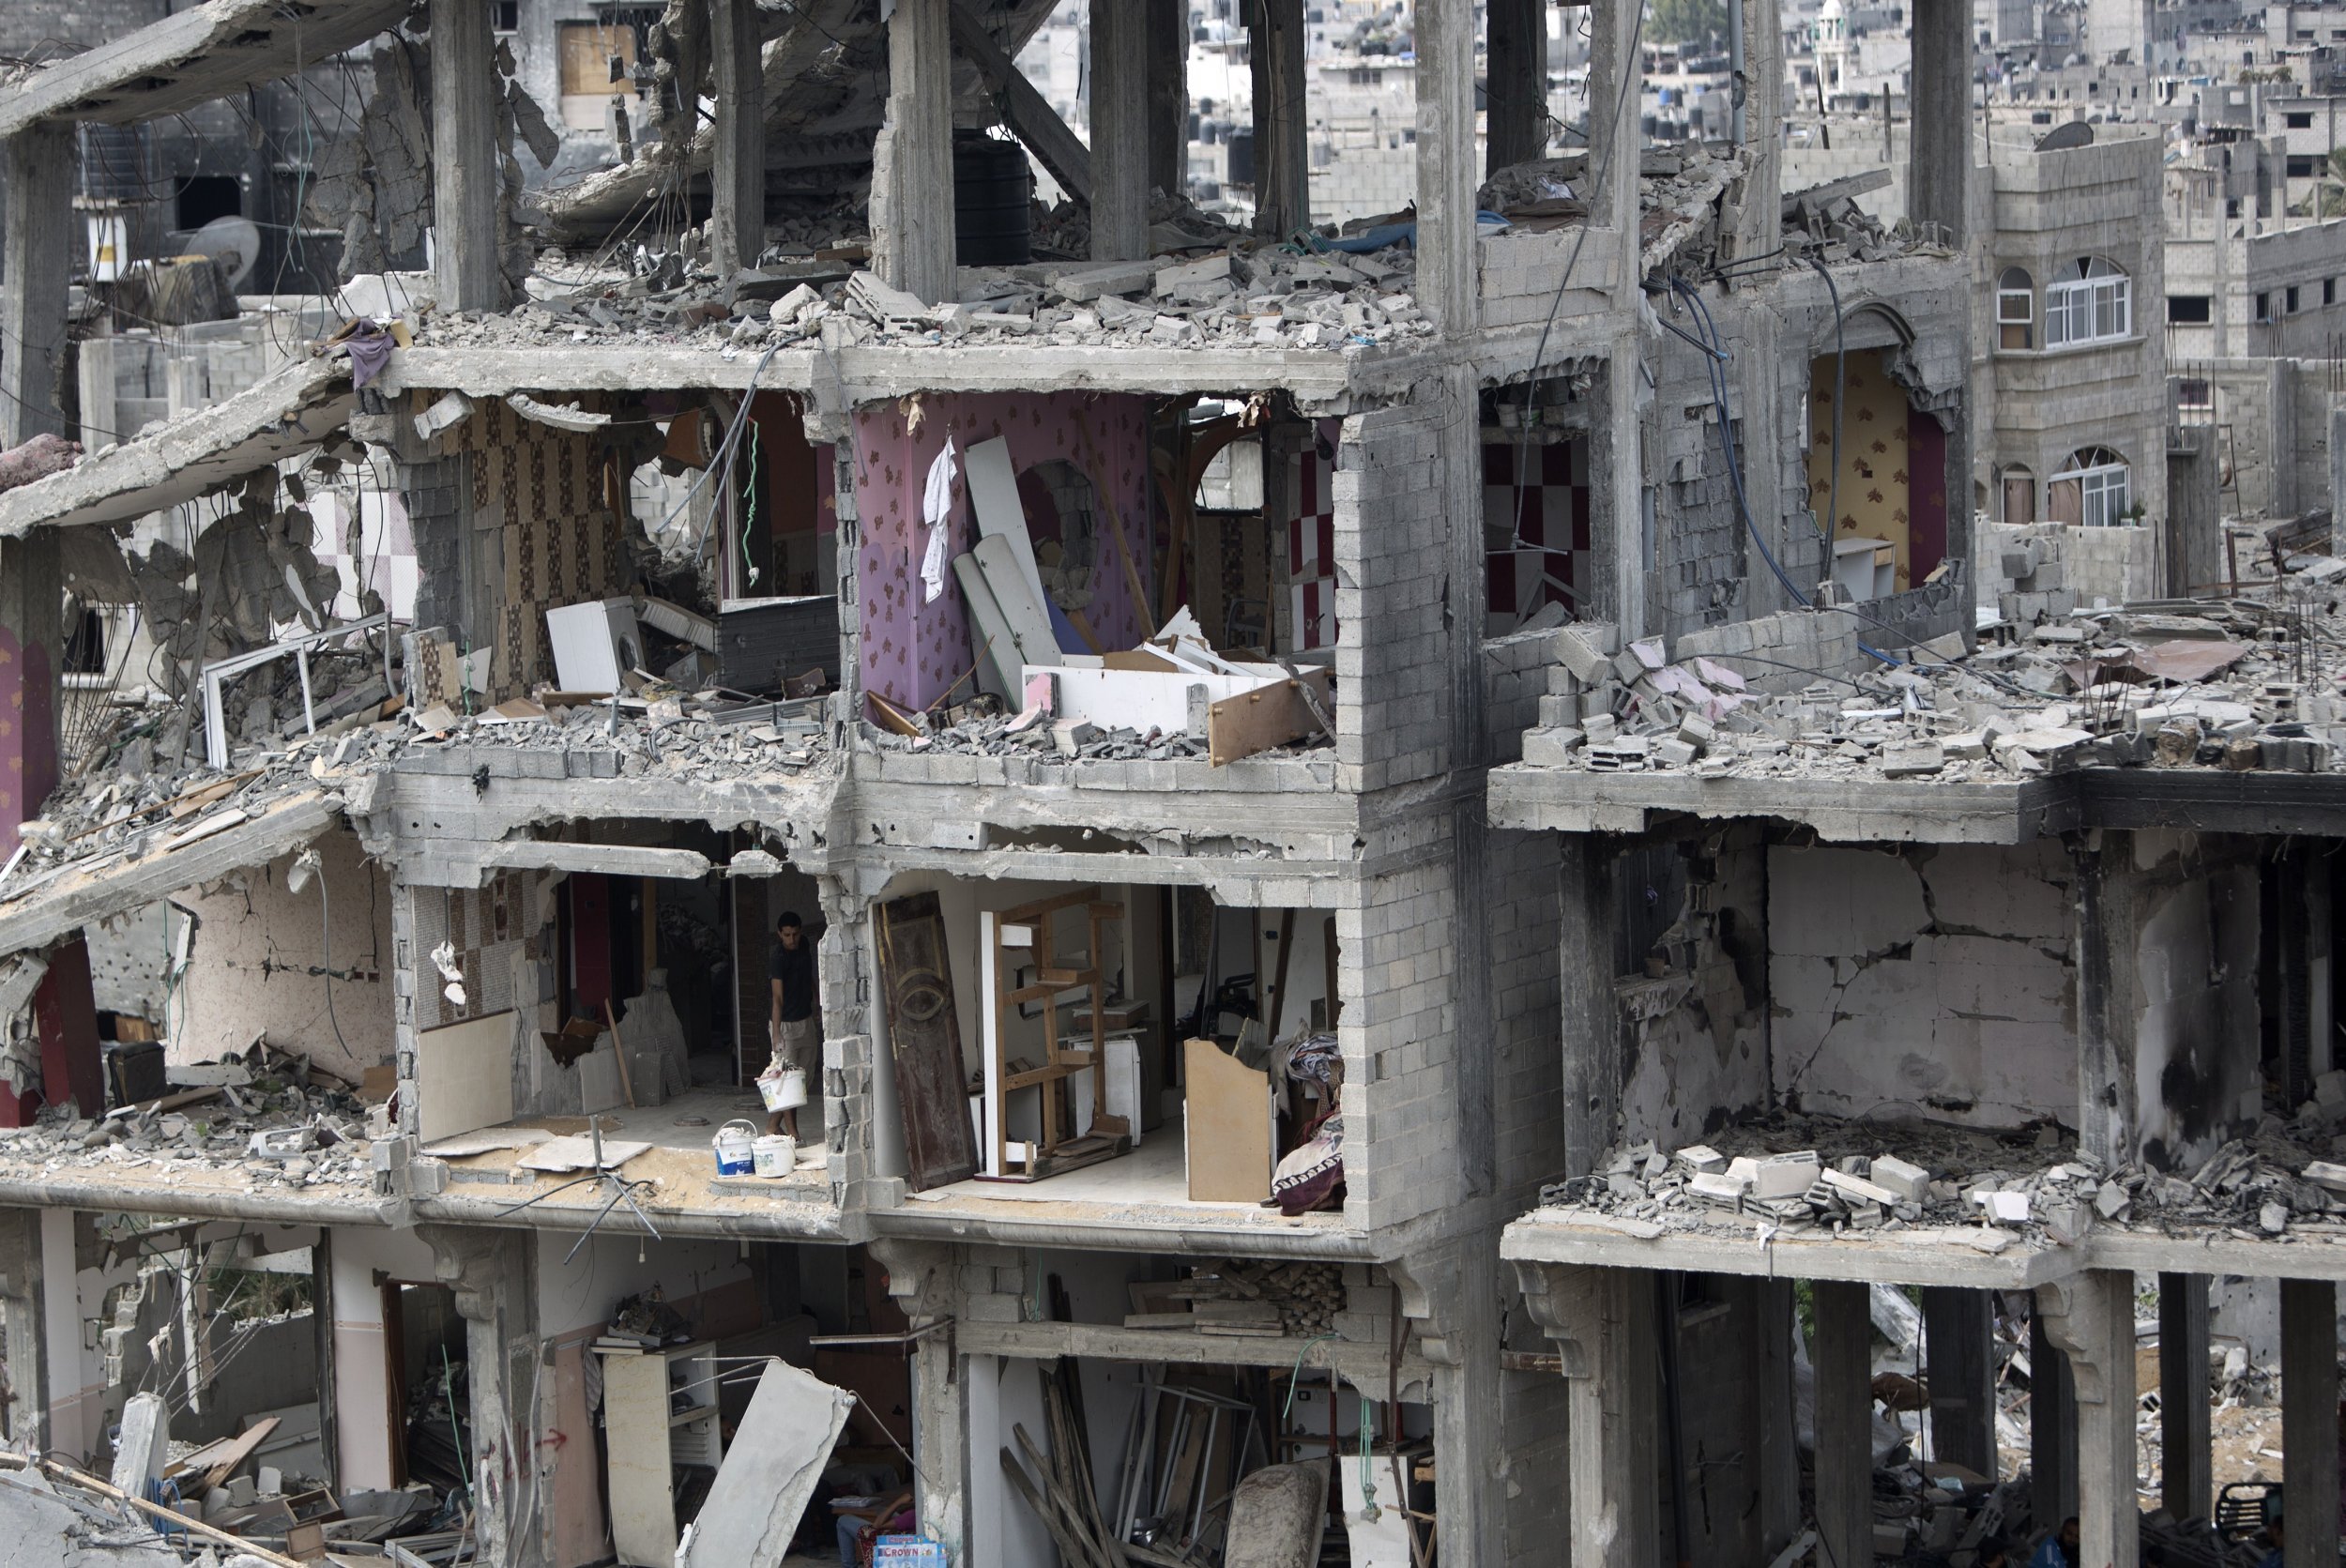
[1503,0,1650,567]
[1806,254,1844,545]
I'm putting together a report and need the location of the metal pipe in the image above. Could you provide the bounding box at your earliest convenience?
[1729,0,1746,142]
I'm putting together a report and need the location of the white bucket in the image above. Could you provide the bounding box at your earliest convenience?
[753,1134,797,1178]
[757,1068,808,1113]
[713,1119,758,1176]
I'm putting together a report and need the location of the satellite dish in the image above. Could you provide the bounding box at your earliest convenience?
[2036,120,2095,150]
[184,215,262,292]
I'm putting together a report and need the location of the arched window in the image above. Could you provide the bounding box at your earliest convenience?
[2049,446,2130,526]
[2000,462,2036,523]
[1997,266,2034,349]
[2045,257,2132,347]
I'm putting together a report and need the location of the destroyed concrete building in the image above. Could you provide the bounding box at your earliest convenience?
[0,2,2329,1568]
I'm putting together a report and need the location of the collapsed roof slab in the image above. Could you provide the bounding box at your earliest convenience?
[0,1164,390,1228]
[374,340,1364,410]
[0,0,414,137]
[1486,763,2074,845]
[1488,763,2346,844]
[1501,1209,2071,1289]
[0,789,342,958]
[0,358,352,539]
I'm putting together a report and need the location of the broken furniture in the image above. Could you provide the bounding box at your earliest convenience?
[1184,1037,1276,1203]
[977,887,1129,1180]
[599,1338,724,1566]
[716,594,838,693]
[1106,1370,1269,1557]
[199,610,391,769]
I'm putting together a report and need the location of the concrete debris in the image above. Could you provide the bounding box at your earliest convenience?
[1539,1104,2346,1244]
[1518,581,2346,781]
[421,209,1428,355]
[0,433,83,492]
[0,1035,372,1195]
[8,670,834,895]
[1121,1259,1343,1337]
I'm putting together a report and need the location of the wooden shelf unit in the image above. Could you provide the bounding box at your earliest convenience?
[978,887,1129,1181]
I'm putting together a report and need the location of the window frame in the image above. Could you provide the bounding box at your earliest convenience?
[2044,258,2132,348]
[2052,449,2132,527]
[1996,266,2035,349]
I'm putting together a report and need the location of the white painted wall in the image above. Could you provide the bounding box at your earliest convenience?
[330,1225,440,1494]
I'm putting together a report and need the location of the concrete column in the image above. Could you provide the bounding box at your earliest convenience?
[2157,1273,2211,1522]
[419,1225,542,1568]
[1728,0,1784,266]
[873,0,954,301]
[1559,834,1622,1179]
[2037,1271,2138,1568]
[0,1208,48,1452]
[1921,1288,1997,1477]
[1089,0,1149,261]
[430,0,506,312]
[1751,1279,1802,1556]
[1146,0,1187,197]
[1587,0,1643,242]
[870,1241,966,1557]
[2,126,74,446]
[1516,1262,1660,1568]
[1413,0,1479,336]
[1812,1281,1874,1568]
[2280,1279,2338,1568]
[1907,0,1969,242]
[2073,834,2140,1165]
[708,0,768,273]
[1248,0,1309,236]
[1396,1245,1505,1567]
[1486,0,1549,175]
[2030,1306,2079,1528]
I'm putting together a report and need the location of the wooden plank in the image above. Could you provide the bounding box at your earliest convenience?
[1182,1037,1272,1203]
[195,1416,280,1492]
[964,437,1046,602]
[876,891,979,1192]
[950,552,1020,702]
[1207,666,1334,766]
[971,534,1062,669]
[948,4,1093,204]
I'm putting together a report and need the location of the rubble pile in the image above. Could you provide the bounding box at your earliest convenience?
[1539,1103,2346,1247]
[1518,584,2346,781]
[1123,1258,1344,1336]
[1029,187,1248,258]
[0,1042,373,1194]
[418,221,1427,354]
[4,684,835,898]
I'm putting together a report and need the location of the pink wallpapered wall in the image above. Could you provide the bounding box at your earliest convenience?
[855,392,1154,713]
[0,630,53,860]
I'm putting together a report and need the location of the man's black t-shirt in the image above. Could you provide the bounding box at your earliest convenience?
[768,937,816,1022]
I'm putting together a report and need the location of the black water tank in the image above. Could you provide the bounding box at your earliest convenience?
[954,133,1033,266]
[1226,128,1256,187]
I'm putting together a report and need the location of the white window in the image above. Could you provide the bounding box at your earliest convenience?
[2044,257,2132,347]
[2050,447,2132,526]
[1997,266,2034,349]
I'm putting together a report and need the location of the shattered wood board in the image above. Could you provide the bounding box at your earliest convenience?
[515,1135,652,1173]
[963,437,1046,605]
[876,891,979,1192]
[414,1012,516,1146]
[1208,667,1335,766]
[969,535,1061,668]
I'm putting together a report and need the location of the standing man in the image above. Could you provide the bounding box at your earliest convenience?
[767,910,819,1140]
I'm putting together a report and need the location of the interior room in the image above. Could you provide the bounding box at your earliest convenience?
[848,388,1341,754]
[406,837,834,1184]
[1805,342,1952,602]
[964,1248,1433,1566]
[866,874,1345,1214]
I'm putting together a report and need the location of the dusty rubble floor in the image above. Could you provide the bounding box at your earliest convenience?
[432,1085,831,1209]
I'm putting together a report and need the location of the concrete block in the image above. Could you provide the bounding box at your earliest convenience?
[1557,627,1614,685]
[1537,693,1580,727]
[1870,1154,1930,1203]
[1521,727,1585,767]
[1752,1151,1820,1199]
[962,1293,1024,1323]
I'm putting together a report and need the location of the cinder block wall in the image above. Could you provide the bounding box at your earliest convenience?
[1332,403,1456,793]
[1487,829,1565,1202]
